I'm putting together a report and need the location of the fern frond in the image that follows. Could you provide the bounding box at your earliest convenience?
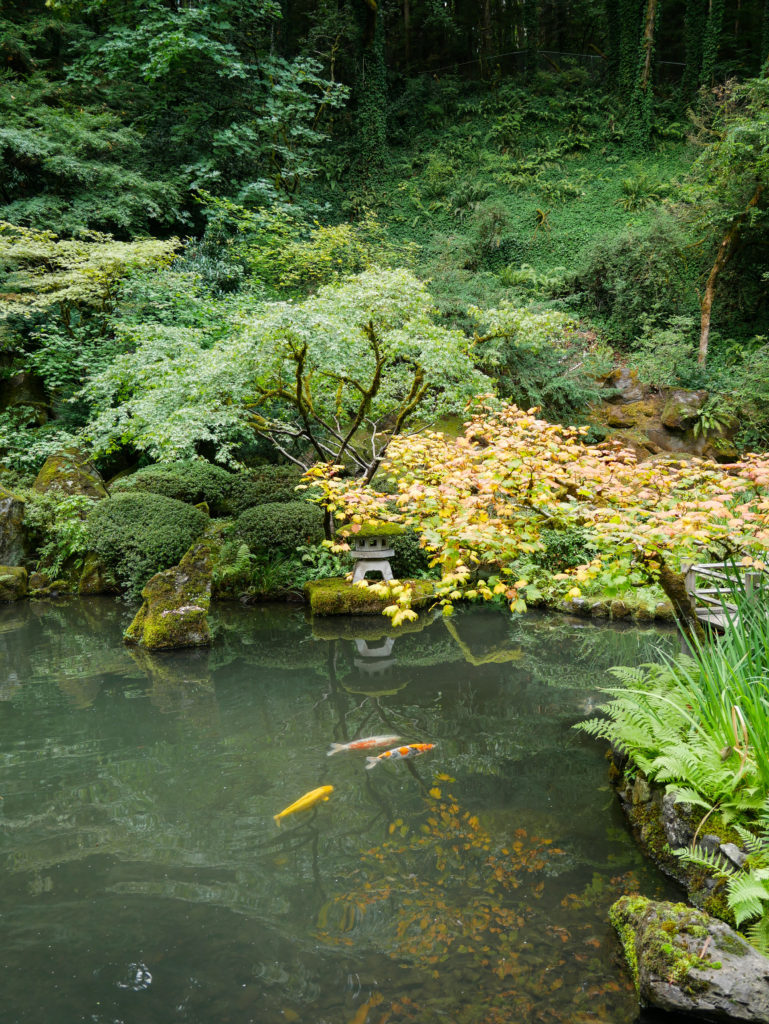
[726,872,769,927]
[732,824,769,859]
[674,843,733,877]
[746,914,769,955]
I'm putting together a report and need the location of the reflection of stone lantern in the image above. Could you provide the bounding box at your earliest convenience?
[346,523,403,584]
[351,635,400,688]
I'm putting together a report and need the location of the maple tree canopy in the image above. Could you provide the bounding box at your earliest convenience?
[304,400,769,625]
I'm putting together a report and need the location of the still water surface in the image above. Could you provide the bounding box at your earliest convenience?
[1,599,685,1024]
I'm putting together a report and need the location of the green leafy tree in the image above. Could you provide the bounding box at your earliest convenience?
[82,268,487,476]
[688,77,769,366]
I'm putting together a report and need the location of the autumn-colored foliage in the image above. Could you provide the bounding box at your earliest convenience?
[305,400,769,621]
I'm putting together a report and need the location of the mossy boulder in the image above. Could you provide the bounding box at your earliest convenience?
[305,577,434,616]
[86,492,208,597]
[661,389,708,432]
[0,483,25,565]
[124,532,219,650]
[0,565,27,602]
[78,553,116,595]
[611,895,769,1022]
[33,447,108,499]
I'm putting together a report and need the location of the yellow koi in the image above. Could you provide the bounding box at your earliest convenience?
[349,991,384,1024]
[273,785,334,826]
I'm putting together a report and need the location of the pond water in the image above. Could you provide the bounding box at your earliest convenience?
[0,599,688,1024]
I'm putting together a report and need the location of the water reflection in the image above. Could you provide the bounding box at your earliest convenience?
[0,599,687,1023]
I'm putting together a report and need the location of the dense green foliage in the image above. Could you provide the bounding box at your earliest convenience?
[4,0,769,596]
[577,580,769,951]
[234,500,324,555]
[110,461,305,517]
[86,493,208,596]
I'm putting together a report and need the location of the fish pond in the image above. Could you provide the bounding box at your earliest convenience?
[1,599,688,1024]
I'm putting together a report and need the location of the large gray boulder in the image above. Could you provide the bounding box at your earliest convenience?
[611,895,769,1023]
[0,484,25,565]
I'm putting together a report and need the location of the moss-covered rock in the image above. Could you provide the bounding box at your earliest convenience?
[611,895,769,1021]
[124,531,219,650]
[0,565,27,602]
[305,577,434,616]
[661,389,708,432]
[0,483,25,565]
[33,447,108,499]
[78,553,116,595]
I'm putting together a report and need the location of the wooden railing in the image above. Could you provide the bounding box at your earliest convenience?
[684,562,766,630]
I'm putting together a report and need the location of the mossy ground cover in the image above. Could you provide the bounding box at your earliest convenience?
[320,84,696,336]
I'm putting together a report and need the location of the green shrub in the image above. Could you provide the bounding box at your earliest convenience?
[23,490,97,579]
[573,212,693,343]
[391,528,434,579]
[112,461,236,515]
[533,527,594,573]
[86,492,208,596]
[111,461,305,517]
[234,501,324,555]
[228,466,307,515]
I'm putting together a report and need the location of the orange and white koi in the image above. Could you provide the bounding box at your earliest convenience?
[327,734,401,756]
[365,743,435,769]
[273,785,333,826]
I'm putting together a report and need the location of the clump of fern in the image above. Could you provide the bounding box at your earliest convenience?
[675,821,769,953]
[575,661,765,825]
[577,576,769,951]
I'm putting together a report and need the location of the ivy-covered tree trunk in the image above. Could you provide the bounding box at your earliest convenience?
[680,0,706,105]
[605,0,621,87]
[762,0,769,69]
[356,0,387,170]
[523,0,539,79]
[624,0,660,148]
[701,0,725,84]
[618,0,643,93]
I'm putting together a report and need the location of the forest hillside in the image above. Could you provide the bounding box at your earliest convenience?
[3,0,769,609]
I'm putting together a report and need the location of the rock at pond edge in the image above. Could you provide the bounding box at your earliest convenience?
[0,484,25,565]
[124,532,219,650]
[611,895,769,1023]
[0,565,27,602]
[305,577,434,616]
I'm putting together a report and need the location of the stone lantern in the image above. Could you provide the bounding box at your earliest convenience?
[345,522,403,584]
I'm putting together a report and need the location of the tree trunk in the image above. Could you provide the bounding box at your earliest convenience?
[639,0,658,92]
[680,0,706,104]
[698,182,763,367]
[403,0,411,66]
[701,0,725,84]
[639,552,706,643]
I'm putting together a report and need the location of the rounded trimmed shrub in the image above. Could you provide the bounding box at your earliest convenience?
[111,461,235,516]
[234,501,324,554]
[112,461,306,517]
[86,492,208,596]
[226,466,307,516]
